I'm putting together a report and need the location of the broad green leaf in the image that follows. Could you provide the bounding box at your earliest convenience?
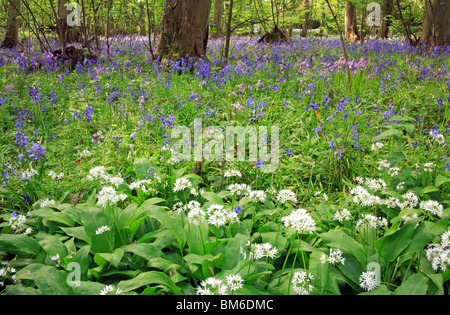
[421,186,439,194]
[394,273,429,295]
[403,221,447,256]
[15,263,71,295]
[0,234,41,256]
[121,243,165,260]
[80,206,112,253]
[36,232,68,260]
[371,128,401,142]
[31,208,75,227]
[320,230,366,265]
[375,222,416,264]
[435,175,450,188]
[94,248,124,267]
[133,157,153,180]
[145,205,186,248]
[117,271,181,294]
[222,233,249,270]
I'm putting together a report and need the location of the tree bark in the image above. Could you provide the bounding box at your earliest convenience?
[1,0,21,49]
[345,0,358,42]
[300,0,309,38]
[421,0,450,47]
[156,0,212,61]
[379,0,392,39]
[211,0,224,38]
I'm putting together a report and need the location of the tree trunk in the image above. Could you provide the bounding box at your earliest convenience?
[156,0,212,61]
[1,0,21,49]
[300,0,309,38]
[211,0,223,38]
[421,0,450,47]
[103,0,113,37]
[379,0,392,39]
[345,0,358,42]
[57,0,81,46]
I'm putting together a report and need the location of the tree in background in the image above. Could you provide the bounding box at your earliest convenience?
[421,0,450,47]
[156,0,212,61]
[1,0,21,49]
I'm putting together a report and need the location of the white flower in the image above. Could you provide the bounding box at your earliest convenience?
[281,209,316,234]
[247,190,267,203]
[187,207,206,226]
[419,200,443,217]
[320,248,345,266]
[225,274,244,291]
[48,170,64,180]
[95,225,111,235]
[172,201,186,213]
[79,149,91,158]
[276,189,297,204]
[291,270,314,295]
[359,270,379,291]
[250,243,278,260]
[109,175,125,188]
[50,254,60,261]
[356,214,388,229]
[197,277,228,295]
[87,166,111,183]
[396,182,405,190]
[173,177,192,192]
[333,208,352,222]
[20,168,38,180]
[97,186,127,207]
[377,159,390,171]
[40,198,56,208]
[9,214,27,231]
[206,204,239,227]
[371,142,384,151]
[227,183,251,196]
[426,231,450,272]
[396,192,419,210]
[388,167,400,176]
[99,285,116,295]
[224,169,242,178]
[423,162,434,172]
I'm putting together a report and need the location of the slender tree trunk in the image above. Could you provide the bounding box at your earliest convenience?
[224,0,233,59]
[211,0,224,38]
[379,0,392,39]
[300,0,309,38]
[345,0,358,42]
[421,0,450,47]
[156,0,212,61]
[1,0,21,49]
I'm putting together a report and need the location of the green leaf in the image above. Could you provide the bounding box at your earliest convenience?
[421,186,439,194]
[376,222,417,264]
[403,221,447,256]
[15,264,71,295]
[80,206,112,253]
[121,243,165,260]
[145,205,186,248]
[320,230,366,265]
[222,233,249,270]
[371,128,401,142]
[394,273,429,295]
[0,234,41,256]
[117,271,181,294]
[133,157,153,180]
[31,208,75,227]
[36,232,68,260]
[435,175,450,188]
[94,248,124,267]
